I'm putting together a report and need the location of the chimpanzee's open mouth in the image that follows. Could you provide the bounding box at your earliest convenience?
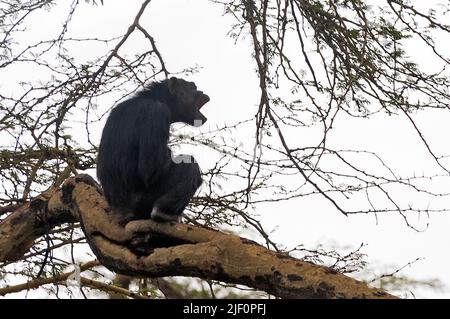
[192,92,209,126]
[197,92,210,109]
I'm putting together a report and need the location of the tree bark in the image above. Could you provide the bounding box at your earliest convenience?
[0,174,397,299]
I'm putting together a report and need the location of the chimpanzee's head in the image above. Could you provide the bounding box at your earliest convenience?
[166,77,210,126]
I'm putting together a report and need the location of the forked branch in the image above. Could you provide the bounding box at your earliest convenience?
[0,175,396,299]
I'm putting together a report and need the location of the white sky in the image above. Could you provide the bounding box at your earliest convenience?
[2,0,450,298]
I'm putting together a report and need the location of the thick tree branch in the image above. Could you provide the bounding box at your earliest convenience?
[0,187,75,262]
[0,175,397,299]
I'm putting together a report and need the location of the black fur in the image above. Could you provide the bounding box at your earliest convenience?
[97,77,209,222]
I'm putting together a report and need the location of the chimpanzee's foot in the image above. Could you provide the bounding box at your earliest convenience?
[150,206,182,223]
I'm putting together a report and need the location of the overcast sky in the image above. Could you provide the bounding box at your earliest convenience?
[2,0,450,298]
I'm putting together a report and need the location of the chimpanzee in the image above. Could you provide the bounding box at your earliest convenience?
[96,77,210,223]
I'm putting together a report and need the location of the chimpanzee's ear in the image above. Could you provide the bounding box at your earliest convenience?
[167,77,179,95]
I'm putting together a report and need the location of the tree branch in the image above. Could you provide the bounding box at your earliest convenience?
[0,174,397,299]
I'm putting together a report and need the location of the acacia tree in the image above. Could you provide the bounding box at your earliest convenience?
[0,0,449,298]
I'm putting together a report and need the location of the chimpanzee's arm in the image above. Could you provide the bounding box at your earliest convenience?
[137,101,172,187]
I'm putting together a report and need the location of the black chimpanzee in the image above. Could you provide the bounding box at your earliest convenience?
[96,77,210,223]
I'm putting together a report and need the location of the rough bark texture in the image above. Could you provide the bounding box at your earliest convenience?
[0,174,397,299]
